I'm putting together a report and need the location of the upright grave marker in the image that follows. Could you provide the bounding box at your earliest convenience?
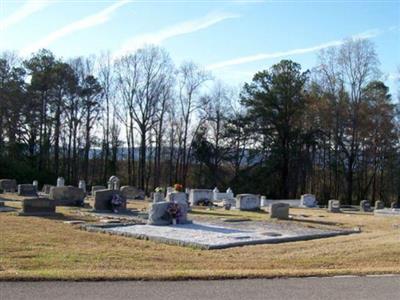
[17,184,37,196]
[236,194,260,211]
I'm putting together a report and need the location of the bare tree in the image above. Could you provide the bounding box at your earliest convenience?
[176,62,210,186]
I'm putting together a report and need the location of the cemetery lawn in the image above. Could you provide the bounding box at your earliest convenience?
[1,195,400,281]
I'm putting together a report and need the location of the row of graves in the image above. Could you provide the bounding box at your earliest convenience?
[81,186,376,249]
[1,178,399,249]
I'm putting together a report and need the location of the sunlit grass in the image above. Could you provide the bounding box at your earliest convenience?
[1,193,399,280]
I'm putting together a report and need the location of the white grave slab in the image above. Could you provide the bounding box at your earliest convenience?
[102,221,355,249]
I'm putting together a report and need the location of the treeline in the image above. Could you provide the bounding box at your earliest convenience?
[0,38,399,205]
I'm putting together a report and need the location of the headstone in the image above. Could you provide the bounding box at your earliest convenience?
[167,192,188,205]
[94,189,126,211]
[0,179,17,192]
[360,200,372,212]
[226,187,234,198]
[375,200,384,210]
[328,200,341,213]
[148,202,172,225]
[185,188,190,194]
[20,197,56,216]
[120,185,145,200]
[32,180,38,189]
[260,196,267,207]
[391,202,400,209]
[189,189,213,206]
[147,201,190,225]
[17,184,37,196]
[300,194,317,208]
[78,180,86,193]
[269,202,289,219]
[178,202,190,224]
[49,186,85,206]
[153,192,164,203]
[91,185,106,195]
[57,177,65,187]
[108,176,120,190]
[42,184,54,194]
[236,194,260,211]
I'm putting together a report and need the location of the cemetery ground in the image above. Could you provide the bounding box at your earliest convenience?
[0,193,399,281]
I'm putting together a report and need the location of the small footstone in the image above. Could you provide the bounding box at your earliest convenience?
[328,200,341,213]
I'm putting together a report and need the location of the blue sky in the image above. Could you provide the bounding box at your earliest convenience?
[0,0,399,94]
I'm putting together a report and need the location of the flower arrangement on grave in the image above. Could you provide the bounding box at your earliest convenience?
[111,193,125,213]
[174,183,183,192]
[167,202,182,224]
[155,187,164,193]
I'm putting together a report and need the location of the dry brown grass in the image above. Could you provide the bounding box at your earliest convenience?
[1,193,399,280]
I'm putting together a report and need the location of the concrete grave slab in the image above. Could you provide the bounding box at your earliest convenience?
[89,220,357,250]
[374,208,400,217]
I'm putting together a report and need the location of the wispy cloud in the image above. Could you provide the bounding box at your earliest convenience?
[206,28,383,70]
[21,0,130,56]
[0,0,52,31]
[114,11,239,57]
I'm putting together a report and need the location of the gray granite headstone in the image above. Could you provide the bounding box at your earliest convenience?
[269,202,289,219]
[391,202,400,209]
[49,186,85,206]
[94,189,126,211]
[0,179,17,192]
[120,185,145,200]
[360,200,372,212]
[300,194,317,208]
[17,184,38,196]
[20,197,56,215]
[236,194,260,211]
[375,200,384,210]
[148,201,172,225]
[167,192,188,205]
[42,184,54,194]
